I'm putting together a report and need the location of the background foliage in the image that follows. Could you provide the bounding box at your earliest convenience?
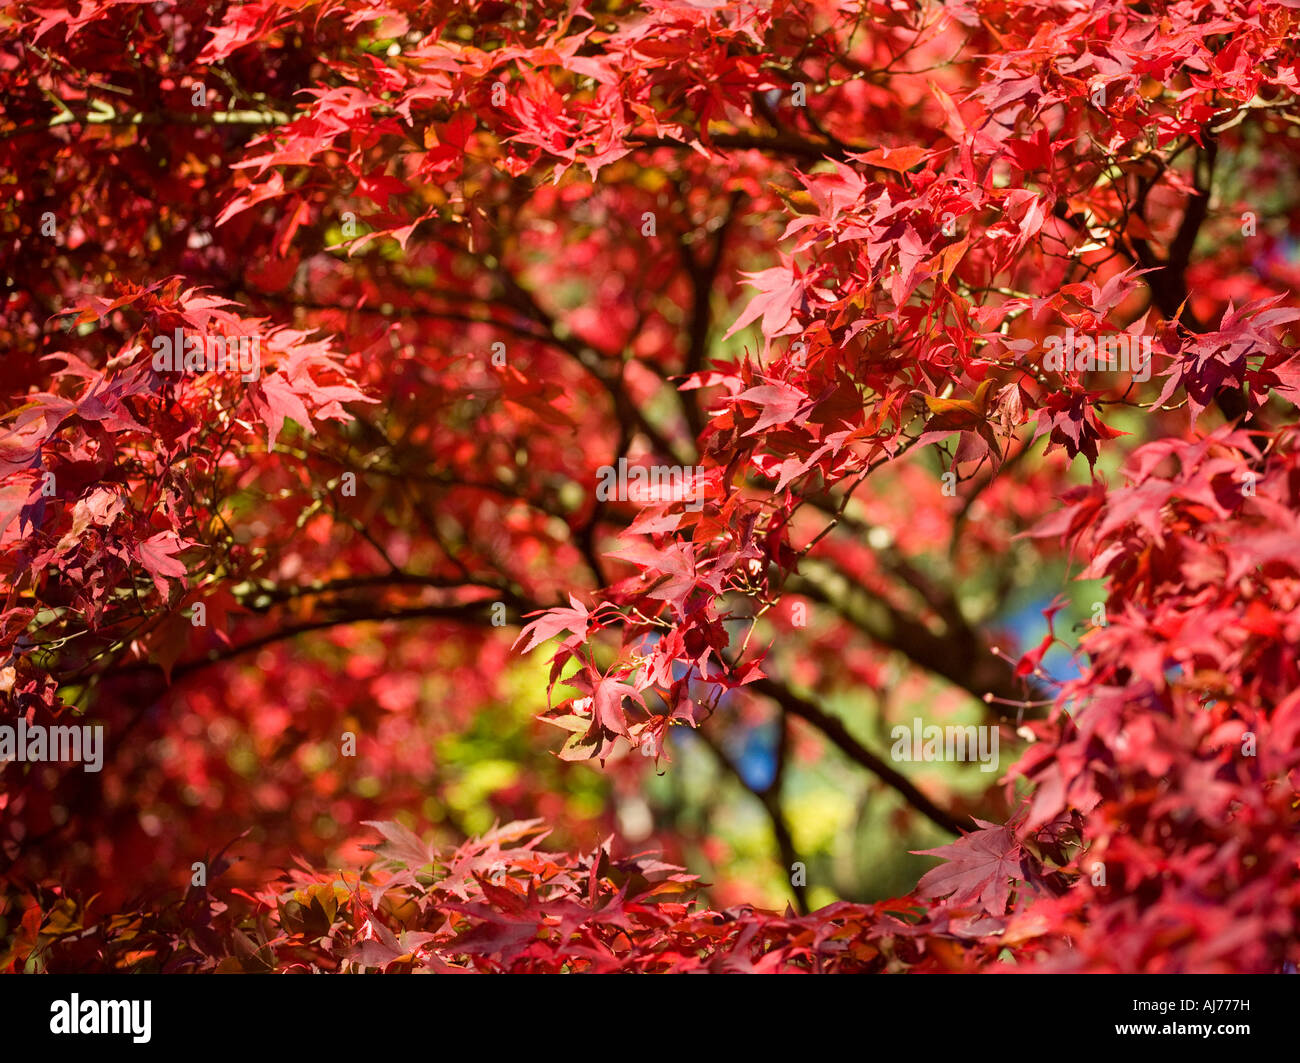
[2,0,1299,972]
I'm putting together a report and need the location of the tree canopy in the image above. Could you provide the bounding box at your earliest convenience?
[2,0,1300,973]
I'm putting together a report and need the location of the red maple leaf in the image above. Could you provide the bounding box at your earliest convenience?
[913,819,1023,917]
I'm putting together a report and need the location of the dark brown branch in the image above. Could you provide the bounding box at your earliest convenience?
[748,676,967,836]
[678,188,745,438]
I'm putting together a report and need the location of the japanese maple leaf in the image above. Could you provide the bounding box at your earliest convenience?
[590,672,639,739]
[605,540,702,609]
[361,819,440,870]
[355,168,408,211]
[513,594,591,654]
[913,819,1023,916]
[846,145,930,172]
[724,264,805,340]
[1033,390,1123,467]
[556,665,647,763]
[248,371,313,448]
[134,532,192,597]
[0,483,30,543]
[727,381,817,437]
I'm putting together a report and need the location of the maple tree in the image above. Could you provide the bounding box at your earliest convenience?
[2,0,1300,974]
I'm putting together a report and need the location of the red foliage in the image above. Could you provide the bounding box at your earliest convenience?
[2,0,1300,973]
[9,820,1011,973]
